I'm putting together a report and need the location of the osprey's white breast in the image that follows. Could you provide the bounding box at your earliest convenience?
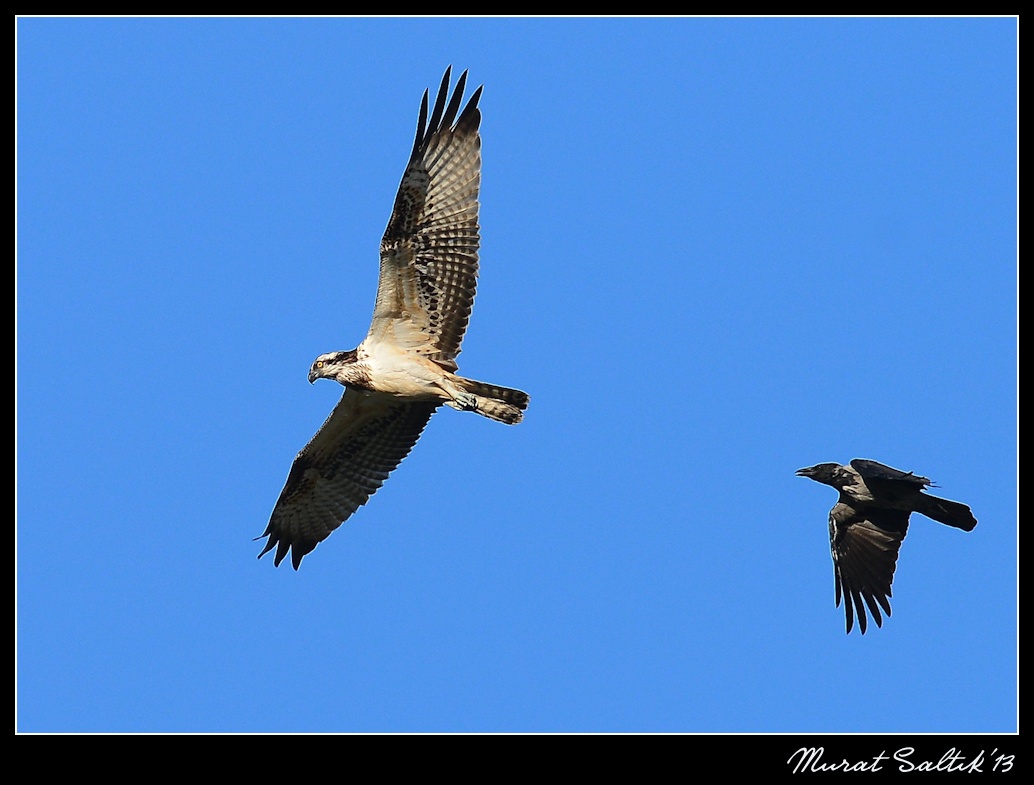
[358,340,446,400]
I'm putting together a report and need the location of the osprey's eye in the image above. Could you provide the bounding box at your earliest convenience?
[316,360,324,369]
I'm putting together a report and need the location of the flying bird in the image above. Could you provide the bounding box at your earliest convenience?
[259,68,529,569]
[796,458,977,634]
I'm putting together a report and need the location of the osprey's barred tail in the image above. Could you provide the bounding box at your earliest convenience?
[452,377,530,425]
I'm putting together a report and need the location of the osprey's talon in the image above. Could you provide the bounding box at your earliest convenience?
[456,392,479,411]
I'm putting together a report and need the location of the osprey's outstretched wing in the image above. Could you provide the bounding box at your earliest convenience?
[828,502,910,634]
[367,67,484,372]
[259,394,438,569]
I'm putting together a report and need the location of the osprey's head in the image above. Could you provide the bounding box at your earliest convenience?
[795,462,844,487]
[308,350,358,384]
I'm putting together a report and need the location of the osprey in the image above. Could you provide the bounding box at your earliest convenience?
[259,68,529,569]
[796,458,977,634]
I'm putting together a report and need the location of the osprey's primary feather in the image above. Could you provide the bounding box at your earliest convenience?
[259,68,529,569]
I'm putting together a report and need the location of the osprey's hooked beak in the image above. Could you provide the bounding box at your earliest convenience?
[308,366,321,384]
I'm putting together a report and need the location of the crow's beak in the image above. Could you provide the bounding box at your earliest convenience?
[795,467,813,477]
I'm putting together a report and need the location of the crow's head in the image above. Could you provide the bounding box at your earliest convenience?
[795,462,844,486]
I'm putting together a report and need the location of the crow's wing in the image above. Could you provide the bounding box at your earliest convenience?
[828,501,911,634]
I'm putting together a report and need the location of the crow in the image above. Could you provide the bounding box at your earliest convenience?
[796,458,977,634]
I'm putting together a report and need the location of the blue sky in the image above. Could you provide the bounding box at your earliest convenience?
[16,17,1017,734]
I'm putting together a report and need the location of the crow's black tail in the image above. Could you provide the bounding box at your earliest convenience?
[917,495,978,531]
